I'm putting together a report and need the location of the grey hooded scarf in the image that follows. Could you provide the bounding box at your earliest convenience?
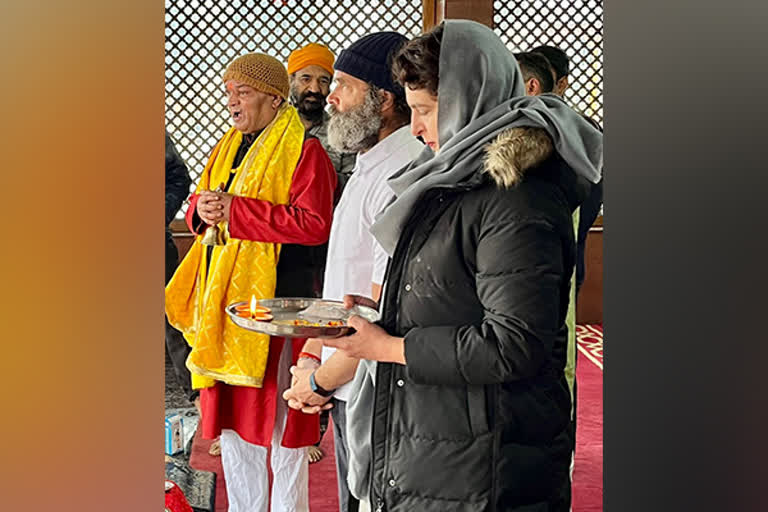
[345,19,604,502]
[370,19,603,256]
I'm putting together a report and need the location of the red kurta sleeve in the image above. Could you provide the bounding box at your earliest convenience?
[228,138,337,245]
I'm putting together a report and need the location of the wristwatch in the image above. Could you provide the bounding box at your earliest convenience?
[309,370,336,397]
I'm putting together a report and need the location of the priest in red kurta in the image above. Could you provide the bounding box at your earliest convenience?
[166,52,336,512]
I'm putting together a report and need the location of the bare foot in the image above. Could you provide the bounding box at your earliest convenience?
[208,438,221,457]
[307,445,324,464]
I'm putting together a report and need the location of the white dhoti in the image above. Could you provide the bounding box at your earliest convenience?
[219,341,309,512]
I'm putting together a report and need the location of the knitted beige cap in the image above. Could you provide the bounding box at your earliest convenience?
[222,53,290,99]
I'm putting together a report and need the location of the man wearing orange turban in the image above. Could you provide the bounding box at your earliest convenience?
[288,43,356,197]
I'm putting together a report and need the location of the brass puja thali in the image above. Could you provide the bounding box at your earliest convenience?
[226,297,380,339]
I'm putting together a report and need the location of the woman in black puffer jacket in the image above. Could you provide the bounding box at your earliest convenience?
[325,20,603,512]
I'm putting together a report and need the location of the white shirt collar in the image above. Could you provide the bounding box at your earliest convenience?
[354,125,420,175]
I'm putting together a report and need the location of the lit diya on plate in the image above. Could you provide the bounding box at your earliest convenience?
[226,297,380,339]
[234,296,274,321]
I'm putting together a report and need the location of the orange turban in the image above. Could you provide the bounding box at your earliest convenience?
[287,43,335,76]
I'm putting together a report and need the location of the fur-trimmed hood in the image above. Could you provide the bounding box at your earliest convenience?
[483,127,553,188]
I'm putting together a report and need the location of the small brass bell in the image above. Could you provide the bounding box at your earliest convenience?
[200,183,227,247]
[200,223,223,246]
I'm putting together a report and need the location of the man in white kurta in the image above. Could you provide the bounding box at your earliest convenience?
[282,31,424,512]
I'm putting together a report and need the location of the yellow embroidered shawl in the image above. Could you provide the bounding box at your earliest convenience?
[165,103,304,388]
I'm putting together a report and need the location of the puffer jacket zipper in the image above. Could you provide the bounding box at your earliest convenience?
[380,236,418,510]
[370,207,414,512]
[374,193,438,511]
[378,215,420,511]
[373,188,464,511]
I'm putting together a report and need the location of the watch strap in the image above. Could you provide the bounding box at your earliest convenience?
[309,370,336,397]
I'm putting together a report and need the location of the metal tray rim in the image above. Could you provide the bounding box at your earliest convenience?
[225,297,379,339]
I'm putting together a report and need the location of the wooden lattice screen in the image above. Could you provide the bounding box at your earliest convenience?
[494,0,604,125]
[166,0,603,216]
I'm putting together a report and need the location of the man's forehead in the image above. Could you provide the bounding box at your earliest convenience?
[295,64,332,79]
[225,79,255,91]
[333,70,366,88]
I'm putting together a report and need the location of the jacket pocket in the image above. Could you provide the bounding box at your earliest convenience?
[466,385,489,436]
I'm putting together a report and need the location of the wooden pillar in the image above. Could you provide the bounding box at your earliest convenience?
[576,217,603,324]
[423,0,494,32]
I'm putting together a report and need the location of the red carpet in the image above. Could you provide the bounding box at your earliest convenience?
[573,324,604,511]
[189,324,603,511]
[307,428,339,511]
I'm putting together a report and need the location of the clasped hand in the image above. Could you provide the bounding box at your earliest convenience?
[196,190,234,225]
[282,350,334,414]
[282,295,405,415]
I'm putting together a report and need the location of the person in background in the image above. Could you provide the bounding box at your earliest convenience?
[164,131,194,405]
[326,21,601,511]
[531,44,605,295]
[520,45,601,495]
[514,51,556,96]
[288,42,357,198]
[165,52,337,512]
[282,32,423,512]
[530,44,571,96]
